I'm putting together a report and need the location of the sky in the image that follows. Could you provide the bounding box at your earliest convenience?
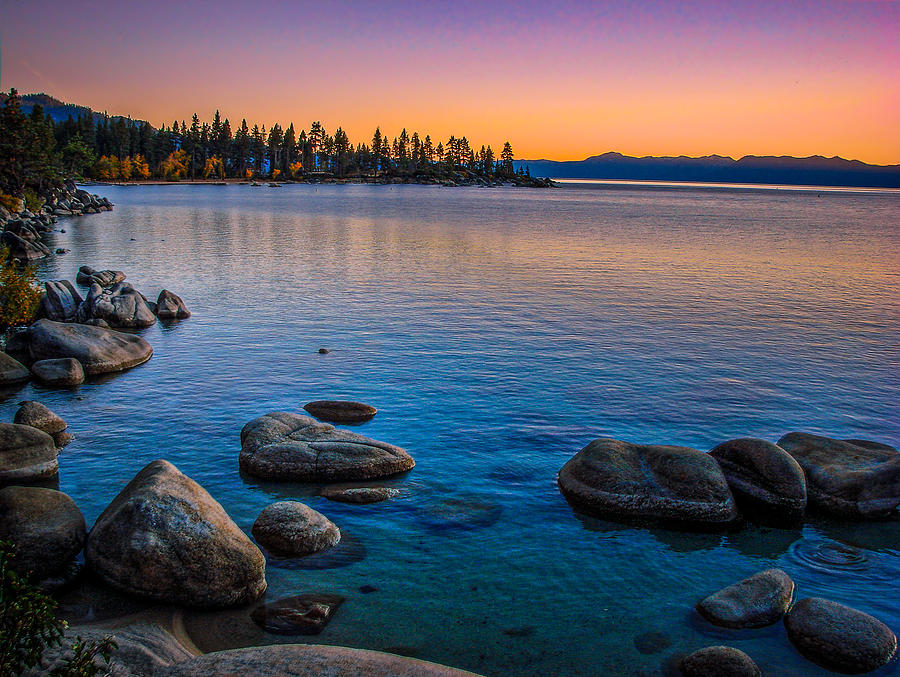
[0,0,897,164]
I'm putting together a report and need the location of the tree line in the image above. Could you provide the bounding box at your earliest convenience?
[1,89,532,193]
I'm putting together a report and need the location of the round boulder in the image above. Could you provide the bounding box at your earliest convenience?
[697,568,794,629]
[557,438,737,525]
[252,501,341,555]
[777,433,900,518]
[0,351,30,385]
[31,358,85,387]
[0,423,58,482]
[85,459,267,607]
[680,646,760,677]
[303,400,377,423]
[0,486,86,581]
[784,597,897,673]
[239,412,415,482]
[27,319,153,375]
[14,401,67,434]
[709,438,806,521]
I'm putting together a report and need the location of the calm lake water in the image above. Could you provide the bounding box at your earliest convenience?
[5,181,900,675]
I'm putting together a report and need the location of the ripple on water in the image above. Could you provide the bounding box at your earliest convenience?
[789,537,872,575]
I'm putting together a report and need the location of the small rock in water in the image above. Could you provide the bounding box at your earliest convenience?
[318,347,329,354]
[358,584,378,594]
[784,597,897,673]
[503,626,536,638]
[14,401,67,435]
[250,593,344,635]
[59,229,66,233]
[696,568,794,629]
[633,630,671,654]
[252,501,340,556]
[680,646,760,677]
[55,248,69,254]
[303,400,377,424]
[320,486,401,504]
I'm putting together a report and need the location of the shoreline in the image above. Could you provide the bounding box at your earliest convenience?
[82,175,554,188]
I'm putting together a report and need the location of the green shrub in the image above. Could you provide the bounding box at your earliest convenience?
[0,542,116,675]
[0,246,43,330]
[22,188,44,212]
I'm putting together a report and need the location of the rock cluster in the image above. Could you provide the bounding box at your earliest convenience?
[0,181,112,262]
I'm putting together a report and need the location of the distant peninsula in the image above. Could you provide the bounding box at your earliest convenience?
[515,152,900,189]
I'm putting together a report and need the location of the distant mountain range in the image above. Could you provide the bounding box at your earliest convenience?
[515,152,900,188]
[0,92,151,127]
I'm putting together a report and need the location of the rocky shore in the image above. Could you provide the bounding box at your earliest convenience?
[1,179,113,261]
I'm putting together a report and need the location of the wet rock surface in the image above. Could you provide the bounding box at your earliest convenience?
[778,433,900,518]
[252,501,341,555]
[85,459,267,607]
[0,485,86,581]
[14,400,67,435]
[27,319,153,374]
[320,485,402,504]
[0,422,58,482]
[784,597,897,673]
[679,646,760,677]
[250,592,345,635]
[303,400,377,423]
[240,411,414,481]
[558,438,738,526]
[696,568,794,629]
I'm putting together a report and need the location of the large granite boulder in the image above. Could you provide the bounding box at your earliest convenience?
[77,282,157,328]
[31,358,85,387]
[696,568,794,629]
[156,644,482,676]
[557,438,738,525]
[252,501,341,555]
[709,438,807,520]
[27,319,152,374]
[0,486,86,581]
[0,423,58,482]
[14,401,67,435]
[85,459,267,607]
[784,597,897,673]
[240,412,415,482]
[777,433,900,518]
[29,622,194,677]
[303,400,377,423]
[1,230,49,260]
[679,646,760,677]
[40,280,83,323]
[0,351,30,385]
[155,289,191,319]
[76,265,126,288]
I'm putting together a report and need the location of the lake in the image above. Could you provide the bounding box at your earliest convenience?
[5,181,900,675]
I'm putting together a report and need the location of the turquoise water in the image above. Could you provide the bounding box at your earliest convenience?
[4,182,899,675]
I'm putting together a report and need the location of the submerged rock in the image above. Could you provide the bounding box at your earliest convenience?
[252,501,341,555]
[696,568,794,629]
[240,412,414,482]
[320,486,401,504]
[155,644,482,676]
[85,459,267,607]
[709,438,806,521]
[31,358,85,387]
[784,597,897,673]
[27,319,152,375]
[679,646,760,677]
[0,486,86,581]
[14,401,67,435]
[0,351,30,385]
[0,422,58,482]
[250,593,345,635]
[303,400,377,423]
[557,438,737,526]
[777,433,900,518]
[155,289,191,319]
[40,280,83,323]
[77,281,157,328]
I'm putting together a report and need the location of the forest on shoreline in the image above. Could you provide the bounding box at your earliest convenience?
[0,89,548,199]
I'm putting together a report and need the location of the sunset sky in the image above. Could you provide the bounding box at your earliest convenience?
[1,0,897,164]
